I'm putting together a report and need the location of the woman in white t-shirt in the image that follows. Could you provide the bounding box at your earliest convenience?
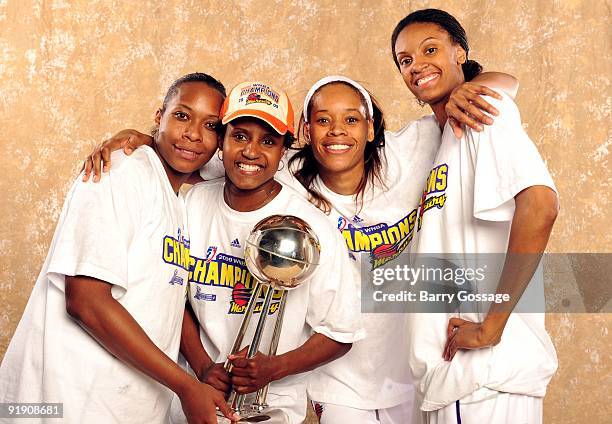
[284,76,425,424]
[0,73,239,423]
[391,8,559,423]
[177,81,365,424]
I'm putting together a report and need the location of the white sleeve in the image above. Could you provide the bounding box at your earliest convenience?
[467,93,557,222]
[305,226,365,343]
[46,159,147,296]
[384,117,441,187]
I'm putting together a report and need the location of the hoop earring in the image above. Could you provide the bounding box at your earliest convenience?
[217,150,223,161]
[416,98,426,107]
[277,160,285,172]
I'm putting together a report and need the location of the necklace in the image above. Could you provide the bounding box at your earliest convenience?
[224,180,282,212]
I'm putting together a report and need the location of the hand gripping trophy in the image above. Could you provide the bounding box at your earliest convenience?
[217,215,320,423]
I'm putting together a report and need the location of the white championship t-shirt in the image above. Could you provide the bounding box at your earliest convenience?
[184,179,364,424]
[0,147,190,424]
[408,93,559,412]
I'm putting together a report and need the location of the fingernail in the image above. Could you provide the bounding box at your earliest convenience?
[103,166,108,173]
[492,108,499,116]
[486,117,493,125]
[477,125,483,131]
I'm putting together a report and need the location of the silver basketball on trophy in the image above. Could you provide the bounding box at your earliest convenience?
[245,215,320,289]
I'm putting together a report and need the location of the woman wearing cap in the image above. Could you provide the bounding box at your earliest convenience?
[391,9,558,423]
[176,81,364,424]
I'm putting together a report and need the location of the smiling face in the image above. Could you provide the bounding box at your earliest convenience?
[394,22,466,106]
[154,81,224,188]
[306,83,374,190]
[221,117,285,192]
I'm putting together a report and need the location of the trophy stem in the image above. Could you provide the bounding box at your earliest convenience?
[235,283,276,412]
[247,283,275,358]
[255,290,288,407]
[224,281,263,371]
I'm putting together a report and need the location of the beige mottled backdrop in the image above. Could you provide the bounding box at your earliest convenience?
[1,1,610,423]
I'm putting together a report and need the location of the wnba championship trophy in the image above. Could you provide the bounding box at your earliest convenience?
[218,215,320,423]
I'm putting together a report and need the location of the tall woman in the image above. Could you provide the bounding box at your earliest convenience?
[392,9,559,423]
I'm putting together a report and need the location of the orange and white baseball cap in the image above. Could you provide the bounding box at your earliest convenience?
[220,81,295,135]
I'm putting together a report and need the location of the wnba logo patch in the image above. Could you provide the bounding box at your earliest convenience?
[338,216,349,230]
[205,246,217,263]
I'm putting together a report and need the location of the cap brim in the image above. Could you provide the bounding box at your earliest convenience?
[222,109,293,135]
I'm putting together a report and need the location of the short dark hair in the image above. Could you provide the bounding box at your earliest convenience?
[391,8,482,81]
[161,72,226,113]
